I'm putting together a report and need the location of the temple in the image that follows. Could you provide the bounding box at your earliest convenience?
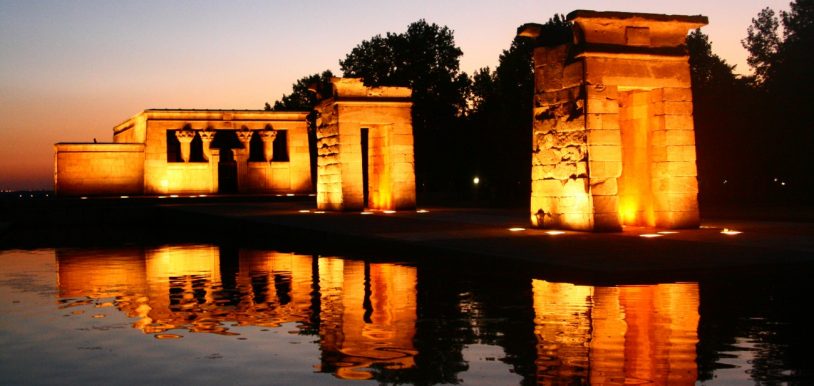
[54,109,312,196]
[519,10,708,231]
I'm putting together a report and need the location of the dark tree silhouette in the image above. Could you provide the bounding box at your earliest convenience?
[270,70,334,112]
[463,15,570,206]
[740,0,814,201]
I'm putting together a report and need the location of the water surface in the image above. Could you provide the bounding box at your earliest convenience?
[0,245,810,385]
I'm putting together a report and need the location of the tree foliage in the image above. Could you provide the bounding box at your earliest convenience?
[270,70,334,112]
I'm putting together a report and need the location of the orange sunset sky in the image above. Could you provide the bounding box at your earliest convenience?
[0,0,790,190]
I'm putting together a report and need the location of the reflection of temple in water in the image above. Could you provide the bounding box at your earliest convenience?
[532,280,699,385]
[56,246,417,379]
[55,246,699,384]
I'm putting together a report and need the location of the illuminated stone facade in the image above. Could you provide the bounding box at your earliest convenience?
[315,78,416,211]
[55,109,311,196]
[520,11,707,230]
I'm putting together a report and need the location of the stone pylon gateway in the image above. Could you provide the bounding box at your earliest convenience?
[314,78,416,211]
[519,10,708,231]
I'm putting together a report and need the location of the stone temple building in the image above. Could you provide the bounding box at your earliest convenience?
[55,109,312,196]
[519,10,707,231]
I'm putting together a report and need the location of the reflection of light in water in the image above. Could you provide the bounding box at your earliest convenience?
[58,247,420,379]
[531,279,699,385]
[318,258,417,380]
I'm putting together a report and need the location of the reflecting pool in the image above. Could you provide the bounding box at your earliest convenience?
[1,245,811,385]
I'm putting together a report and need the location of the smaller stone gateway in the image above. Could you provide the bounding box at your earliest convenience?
[314,78,416,211]
[519,10,707,231]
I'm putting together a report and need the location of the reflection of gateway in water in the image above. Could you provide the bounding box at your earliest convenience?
[56,246,417,380]
[55,246,699,383]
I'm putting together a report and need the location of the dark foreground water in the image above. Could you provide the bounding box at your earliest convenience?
[1,245,812,385]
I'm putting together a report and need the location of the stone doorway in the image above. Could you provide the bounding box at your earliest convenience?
[218,148,237,194]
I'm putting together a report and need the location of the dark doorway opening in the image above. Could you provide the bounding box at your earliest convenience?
[218,148,237,194]
[361,128,369,208]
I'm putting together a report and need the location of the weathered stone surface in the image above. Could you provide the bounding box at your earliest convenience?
[524,11,704,231]
[590,177,618,195]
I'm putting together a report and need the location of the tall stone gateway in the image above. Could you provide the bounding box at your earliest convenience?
[519,10,707,231]
[315,78,416,211]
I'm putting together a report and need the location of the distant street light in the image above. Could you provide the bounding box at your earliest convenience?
[473,177,480,185]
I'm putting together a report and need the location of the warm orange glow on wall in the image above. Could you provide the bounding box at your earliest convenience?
[618,90,656,227]
[532,279,699,384]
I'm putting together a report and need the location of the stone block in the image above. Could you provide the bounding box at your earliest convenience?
[653,193,698,212]
[662,87,692,102]
[592,195,618,214]
[652,145,696,162]
[651,161,697,178]
[588,129,622,146]
[593,212,622,231]
[601,114,620,130]
[588,145,622,162]
[586,113,603,130]
[532,179,564,196]
[533,149,560,166]
[651,129,696,147]
[589,160,622,179]
[663,114,695,131]
[663,101,693,116]
[590,177,618,195]
[562,178,589,196]
[587,97,619,114]
[654,210,700,229]
[652,176,698,194]
[562,61,584,88]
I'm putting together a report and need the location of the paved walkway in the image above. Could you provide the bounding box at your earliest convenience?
[164,201,814,280]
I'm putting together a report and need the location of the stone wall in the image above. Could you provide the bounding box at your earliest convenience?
[54,143,145,196]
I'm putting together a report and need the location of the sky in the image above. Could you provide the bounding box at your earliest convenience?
[0,0,791,190]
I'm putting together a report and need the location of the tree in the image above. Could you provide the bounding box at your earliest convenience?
[742,7,782,86]
[270,70,334,112]
[462,15,570,206]
[340,20,470,196]
[741,0,814,200]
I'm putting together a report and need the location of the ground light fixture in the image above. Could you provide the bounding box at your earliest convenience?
[508,227,526,232]
[546,230,566,235]
[721,228,742,235]
[640,233,664,238]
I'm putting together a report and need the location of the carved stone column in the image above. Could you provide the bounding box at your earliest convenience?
[235,129,254,192]
[175,129,196,162]
[257,129,277,161]
[198,129,216,161]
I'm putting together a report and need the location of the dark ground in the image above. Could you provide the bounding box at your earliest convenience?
[2,192,813,285]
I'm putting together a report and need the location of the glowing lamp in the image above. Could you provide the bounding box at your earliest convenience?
[383,210,396,214]
[298,209,311,213]
[416,209,429,213]
[546,230,566,235]
[721,228,742,235]
[508,227,526,232]
[639,233,663,238]
[361,211,373,215]
[473,177,480,185]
